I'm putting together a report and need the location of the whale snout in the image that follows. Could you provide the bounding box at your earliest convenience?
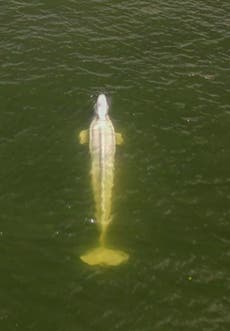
[95,94,109,119]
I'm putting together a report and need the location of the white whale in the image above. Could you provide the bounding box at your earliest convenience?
[79,94,129,266]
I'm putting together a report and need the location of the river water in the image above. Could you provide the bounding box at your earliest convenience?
[0,1,229,330]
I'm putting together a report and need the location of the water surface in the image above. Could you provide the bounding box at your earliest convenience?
[0,1,229,330]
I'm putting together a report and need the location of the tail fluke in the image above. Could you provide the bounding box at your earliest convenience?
[80,247,129,266]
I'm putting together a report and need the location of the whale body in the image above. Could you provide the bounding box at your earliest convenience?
[79,94,129,266]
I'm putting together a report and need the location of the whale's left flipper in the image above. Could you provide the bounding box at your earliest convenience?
[79,129,89,144]
[116,132,124,145]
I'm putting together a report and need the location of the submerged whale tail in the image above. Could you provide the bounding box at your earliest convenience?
[81,225,129,266]
[80,246,129,266]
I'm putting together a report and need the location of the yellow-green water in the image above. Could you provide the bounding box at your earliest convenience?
[0,1,229,330]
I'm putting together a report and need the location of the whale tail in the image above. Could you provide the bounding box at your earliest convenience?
[80,246,129,266]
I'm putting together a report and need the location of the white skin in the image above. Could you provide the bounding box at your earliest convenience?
[95,94,109,120]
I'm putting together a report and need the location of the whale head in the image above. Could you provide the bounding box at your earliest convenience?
[95,94,109,120]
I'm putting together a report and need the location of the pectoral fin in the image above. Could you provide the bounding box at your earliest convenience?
[79,129,89,144]
[116,132,124,145]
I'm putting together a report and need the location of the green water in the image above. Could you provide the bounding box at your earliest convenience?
[1,1,229,330]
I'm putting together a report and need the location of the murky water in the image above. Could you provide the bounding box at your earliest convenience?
[0,1,229,330]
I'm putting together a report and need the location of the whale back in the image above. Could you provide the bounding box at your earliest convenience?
[89,116,116,162]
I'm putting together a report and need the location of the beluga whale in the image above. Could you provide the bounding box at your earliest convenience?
[79,94,129,266]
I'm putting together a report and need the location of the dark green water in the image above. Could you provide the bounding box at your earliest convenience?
[1,1,229,330]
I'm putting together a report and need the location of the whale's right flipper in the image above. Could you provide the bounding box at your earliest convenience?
[116,132,124,145]
[79,129,89,144]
